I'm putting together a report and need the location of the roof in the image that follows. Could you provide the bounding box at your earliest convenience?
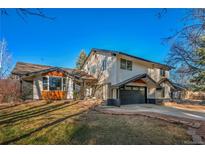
[82,48,173,70]
[112,73,158,88]
[12,62,73,75]
[12,62,96,81]
[172,82,188,91]
[71,69,97,81]
[158,78,187,91]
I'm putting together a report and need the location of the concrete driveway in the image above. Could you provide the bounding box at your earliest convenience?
[99,104,205,121]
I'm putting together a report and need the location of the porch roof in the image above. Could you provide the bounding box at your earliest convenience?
[112,73,158,88]
[158,78,187,91]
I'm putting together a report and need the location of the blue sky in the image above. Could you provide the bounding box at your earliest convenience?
[0,8,185,68]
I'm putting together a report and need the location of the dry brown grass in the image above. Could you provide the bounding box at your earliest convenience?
[69,111,192,145]
[0,99,101,144]
[0,100,192,145]
[164,102,205,112]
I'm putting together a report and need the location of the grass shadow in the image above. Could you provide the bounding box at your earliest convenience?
[0,110,88,145]
[0,101,80,125]
[0,103,24,111]
[0,102,51,119]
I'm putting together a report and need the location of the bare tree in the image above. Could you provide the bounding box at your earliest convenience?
[0,39,12,79]
[0,8,55,22]
[164,9,205,90]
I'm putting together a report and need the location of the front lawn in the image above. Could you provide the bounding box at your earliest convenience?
[0,100,192,144]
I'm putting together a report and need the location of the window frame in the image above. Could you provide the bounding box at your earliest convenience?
[120,58,127,70]
[42,76,49,91]
[91,66,96,74]
[120,58,132,71]
[102,59,107,71]
[126,60,132,70]
[62,78,67,91]
[49,76,62,91]
[160,69,166,77]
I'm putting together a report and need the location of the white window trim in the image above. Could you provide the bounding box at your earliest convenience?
[42,76,49,91]
[43,76,68,91]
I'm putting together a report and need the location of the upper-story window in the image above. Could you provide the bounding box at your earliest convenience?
[160,69,166,77]
[102,59,107,71]
[91,66,96,74]
[120,58,132,71]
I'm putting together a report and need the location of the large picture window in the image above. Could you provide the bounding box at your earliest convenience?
[49,77,62,91]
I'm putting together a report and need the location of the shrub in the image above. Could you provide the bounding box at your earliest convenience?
[0,79,20,103]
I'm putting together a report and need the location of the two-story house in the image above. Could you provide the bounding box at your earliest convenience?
[11,48,176,104]
[82,48,174,104]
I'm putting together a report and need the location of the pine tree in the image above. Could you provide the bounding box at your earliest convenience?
[190,38,205,91]
[76,50,87,69]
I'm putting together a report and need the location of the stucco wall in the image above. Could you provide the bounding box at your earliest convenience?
[148,68,170,82]
[22,80,33,99]
[67,78,73,99]
[83,52,117,84]
[115,55,148,85]
[33,76,42,99]
[147,87,156,99]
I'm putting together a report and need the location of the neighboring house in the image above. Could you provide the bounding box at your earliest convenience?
[82,48,177,104]
[11,48,179,104]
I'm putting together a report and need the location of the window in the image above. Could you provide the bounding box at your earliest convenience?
[127,60,132,70]
[120,59,132,70]
[63,78,67,91]
[49,77,62,91]
[120,59,127,69]
[91,66,96,74]
[160,69,166,77]
[102,59,107,71]
[124,86,132,90]
[42,77,48,90]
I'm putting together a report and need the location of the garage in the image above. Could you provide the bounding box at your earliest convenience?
[120,86,147,105]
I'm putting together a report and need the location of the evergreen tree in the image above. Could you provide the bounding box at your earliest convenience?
[76,50,87,69]
[190,38,205,91]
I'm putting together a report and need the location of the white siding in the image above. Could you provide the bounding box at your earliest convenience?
[67,78,73,99]
[33,76,43,99]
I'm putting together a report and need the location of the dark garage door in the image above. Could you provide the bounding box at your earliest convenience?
[120,86,146,105]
